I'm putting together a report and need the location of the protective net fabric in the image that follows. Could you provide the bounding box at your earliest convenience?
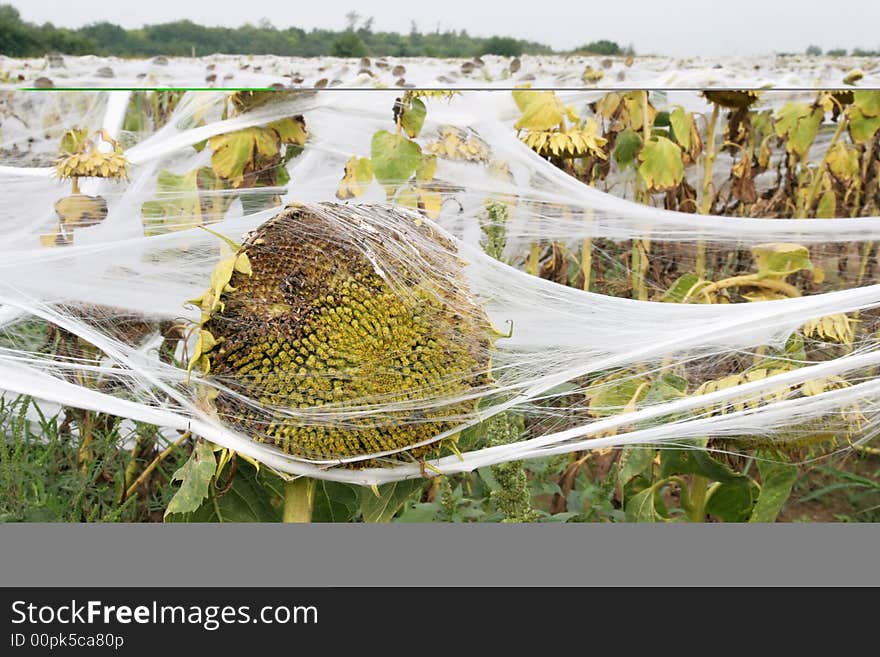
[2,87,880,485]
[3,53,879,89]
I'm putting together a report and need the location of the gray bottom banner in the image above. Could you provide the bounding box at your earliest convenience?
[1,524,877,587]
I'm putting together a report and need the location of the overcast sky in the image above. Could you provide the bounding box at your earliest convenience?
[9,0,880,57]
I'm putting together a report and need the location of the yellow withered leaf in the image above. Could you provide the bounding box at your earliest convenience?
[622,91,656,132]
[826,142,859,181]
[595,92,622,120]
[801,375,849,397]
[395,185,442,219]
[268,115,308,145]
[209,129,260,185]
[803,314,854,346]
[416,154,437,182]
[187,329,220,375]
[513,90,566,131]
[418,189,442,218]
[572,119,608,158]
[234,252,252,276]
[336,156,374,199]
[252,127,280,158]
[54,194,108,228]
[425,126,490,163]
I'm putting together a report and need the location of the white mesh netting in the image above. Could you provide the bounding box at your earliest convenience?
[1,85,879,485]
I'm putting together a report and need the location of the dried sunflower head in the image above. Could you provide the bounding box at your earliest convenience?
[425,125,491,163]
[53,128,129,182]
[191,203,498,464]
[703,90,760,110]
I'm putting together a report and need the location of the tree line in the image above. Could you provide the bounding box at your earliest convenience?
[805,44,880,57]
[0,5,630,59]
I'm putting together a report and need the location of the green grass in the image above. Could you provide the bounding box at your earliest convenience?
[787,461,880,522]
[0,395,186,522]
[2,392,878,523]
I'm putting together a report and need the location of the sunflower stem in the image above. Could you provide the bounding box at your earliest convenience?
[697,103,721,278]
[283,477,317,523]
[688,475,709,522]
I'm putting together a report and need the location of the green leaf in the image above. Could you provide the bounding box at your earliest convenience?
[816,466,880,488]
[141,167,216,235]
[370,130,423,187]
[631,375,690,429]
[209,462,283,522]
[653,110,671,128]
[276,164,290,186]
[587,372,647,417]
[750,454,798,522]
[625,485,662,522]
[789,109,824,157]
[853,90,880,117]
[753,333,807,371]
[477,466,501,491]
[848,106,880,144]
[816,189,836,218]
[637,136,684,190]
[617,447,655,491]
[400,98,427,138]
[706,481,759,522]
[541,511,580,523]
[395,501,441,523]
[642,373,688,403]
[312,481,361,522]
[166,459,284,523]
[774,103,823,157]
[669,107,692,151]
[164,439,216,519]
[661,272,709,303]
[360,480,426,523]
[612,128,642,168]
[751,243,812,279]
[660,448,750,485]
[784,332,807,361]
[774,102,811,138]
[123,95,150,133]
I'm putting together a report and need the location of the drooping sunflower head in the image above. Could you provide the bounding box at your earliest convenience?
[703,90,760,110]
[191,202,498,464]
